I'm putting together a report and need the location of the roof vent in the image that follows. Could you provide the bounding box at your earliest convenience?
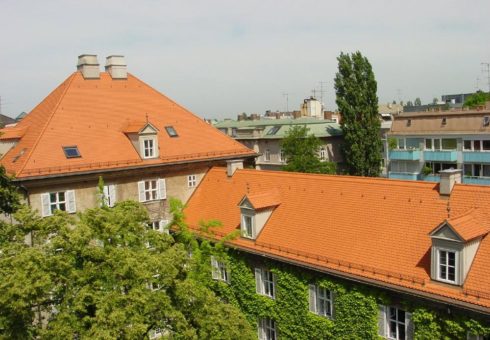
[105,55,127,79]
[77,54,100,79]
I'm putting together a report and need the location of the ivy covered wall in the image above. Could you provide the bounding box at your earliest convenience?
[190,239,490,339]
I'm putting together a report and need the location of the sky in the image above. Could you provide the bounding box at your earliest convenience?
[1,0,490,120]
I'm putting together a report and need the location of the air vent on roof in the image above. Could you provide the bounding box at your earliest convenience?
[165,126,178,137]
[484,116,490,127]
[63,146,81,158]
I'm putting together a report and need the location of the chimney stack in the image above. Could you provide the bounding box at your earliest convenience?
[439,169,462,196]
[227,159,244,177]
[77,54,100,79]
[105,55,127,79]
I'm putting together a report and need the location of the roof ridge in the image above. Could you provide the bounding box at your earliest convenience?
[17,73,77,176]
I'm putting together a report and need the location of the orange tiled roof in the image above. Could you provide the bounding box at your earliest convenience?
[184,168,490,312]
[0,72,255,178]
[0,126,27,140]
[243,190,281,210]
[442,209,490,242]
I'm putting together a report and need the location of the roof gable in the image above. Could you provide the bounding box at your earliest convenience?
[429,222,463,242]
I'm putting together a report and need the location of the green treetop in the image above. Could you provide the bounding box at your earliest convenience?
[464,91,490,108]
[280,125,336,174]
[334,51,382,177]
[0,197,254,339]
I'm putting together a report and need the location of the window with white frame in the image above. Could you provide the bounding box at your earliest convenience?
[255,268,275,299]
[424,138,457,151]
[265,149,271,161]
[211,256,229,283]
[242,214,254,238]
[258,318,277,340]
[438,249,457,283]
[149,274,161,291]
[464,164,490,177]
[320,147,326,160]
[41,190,76,217]
[279,149,285,163]
[102,184,116,207]
[143,138,155,158]
[187,174,197,188]
[308,284,333,318]
[146,220,168,234]
[424,162,456,175]
[138,179,166,202]
[378,305,413,340]
[463,139,490,152]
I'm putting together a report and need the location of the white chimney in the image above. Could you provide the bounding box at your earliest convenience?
[439,169,462,196]
[105,55,127,79]
[77,54,100,79]
[227,159,244,177]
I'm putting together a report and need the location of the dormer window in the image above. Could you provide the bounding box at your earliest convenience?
[238,191,280,240]
[438,249,456,283]
[143,138,155,158]
[242,214,254,238]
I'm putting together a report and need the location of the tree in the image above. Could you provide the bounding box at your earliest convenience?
[432,97,439,105]
[464,91,490,108]
[334,51,382,177]
[0,197,254,339]
[414,97,422,106]
[406,100,414,107]
[0,165,20,215]
[280,125,336,174]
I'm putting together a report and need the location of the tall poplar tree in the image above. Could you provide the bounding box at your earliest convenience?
[334,51,382,177]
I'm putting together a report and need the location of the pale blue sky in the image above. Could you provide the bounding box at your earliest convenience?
[1,0,489,119]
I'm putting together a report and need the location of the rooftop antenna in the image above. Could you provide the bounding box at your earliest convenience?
[282,92,289,112]
[481,62,490,92]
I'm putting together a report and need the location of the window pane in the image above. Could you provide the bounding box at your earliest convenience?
[406,138,419,149]
[464,140,472,150]
[441,139,456,150]
[474,140,481,151]
[448,252,455,266]
[398,138,405,149]
[397,309,405,322]
[434,139,441,150]
[464,164,473,176]
[440,251,447,265]
[399,325,406,340]
[389,321,397,338]
[58,192,65,201]
[58,203,66,211]
[475,164,482,177]
[448,269,455,282]
[425,139,432,149]
[483,140,490,151]
[483,165,490,177]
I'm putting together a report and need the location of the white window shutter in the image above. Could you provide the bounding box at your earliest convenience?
[108,184,116,207]
[308,284,316,313]
[41,193,51,217]
[226,266,231,284]
[157,178,166,200]
[66,190,76,213]
[211,256,219,280]
[138,181,145,202]
[257,319,264,340]
[331,291,337,319]
[255,268,263,294]
[378,305,387,338]
[405,312,414,340]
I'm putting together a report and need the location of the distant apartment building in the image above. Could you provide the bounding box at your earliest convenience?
[214,118,343,170]
[387,102,490,185]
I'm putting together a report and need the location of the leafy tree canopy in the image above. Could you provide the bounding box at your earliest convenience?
[0,196,254,339]
[414,97,422,106]
[280,125,336,174]
[0,165,20,215]
[334,51,382,177]
[464,91,490,108]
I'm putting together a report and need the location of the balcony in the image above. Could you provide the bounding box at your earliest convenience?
[423,150,458,162]
[388,172,420,181]
[389,150,420,161]
[463,151,490,163]
[463,176,490,186]
[421,175,440,182]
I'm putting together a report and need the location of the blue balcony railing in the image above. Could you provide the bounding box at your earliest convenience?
[423,150,458,162]
[463,151,490,163]
[463,176,490,186]
[388,172,420,181]
[389,150,420,161]
[421,175,440,182]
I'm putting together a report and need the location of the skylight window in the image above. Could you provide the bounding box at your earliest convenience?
[63,146,81,158]
[165,126,178,137]
[267,126,281,135]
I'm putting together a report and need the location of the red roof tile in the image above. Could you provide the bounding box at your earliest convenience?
[443,209,490,242]
[243,190,281,210]
[0,72,255,178]
[184,168,490,311]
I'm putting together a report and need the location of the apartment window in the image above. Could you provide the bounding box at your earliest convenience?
[143,139,155,158]
[397,138,406,150]
[211,256,230,283]
[474,140,481,151]
[165,126,178,137]
[62,146,81,158]
[102,184,116,207]
[320,147,326,160]
[438,249,456,283]
[424,162,456,175]
[464,140,472,150]
[255,268,275,299]
[41,190,76,217]
[441,138,457,150]
[242,215,254,238]
[147,220,168,233]
[279,149,285,163]
[265,149,271,161]
[378,305,413,340]
[187,175,197,188]
[258,318,277,340]
[309,284,333,318]
[138,179,166,202]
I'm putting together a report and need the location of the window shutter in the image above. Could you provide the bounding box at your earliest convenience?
[211,256,219,280]
[272,272,277,299]
[41,193,51,217]
[331,291,337,319]
[159,220,169,234]
[405,312,414,340]
[138,181,145,202]
[308,284,316,313]
[226,266,231,284]
[378,305,387,337]
[66,190,76,213]
[108,184,116,207]
[255,268,263,294]
[157,178,166,200]
[257,319,264,340]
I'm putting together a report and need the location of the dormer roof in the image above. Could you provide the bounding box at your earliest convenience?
[431,208,490,242]
[122,121,159,134]
[238,190,281,210]
[0,126,27,140]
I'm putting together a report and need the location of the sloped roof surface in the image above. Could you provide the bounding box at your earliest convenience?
[443,209,490,242]
[0,72,255,178]
[184,168,490,310]
[243,190,281,210]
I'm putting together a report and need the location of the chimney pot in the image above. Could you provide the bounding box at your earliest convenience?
[77,54,100,79]
[105,55,127,79]
[227,159,244,177]
[439,169,462,196]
